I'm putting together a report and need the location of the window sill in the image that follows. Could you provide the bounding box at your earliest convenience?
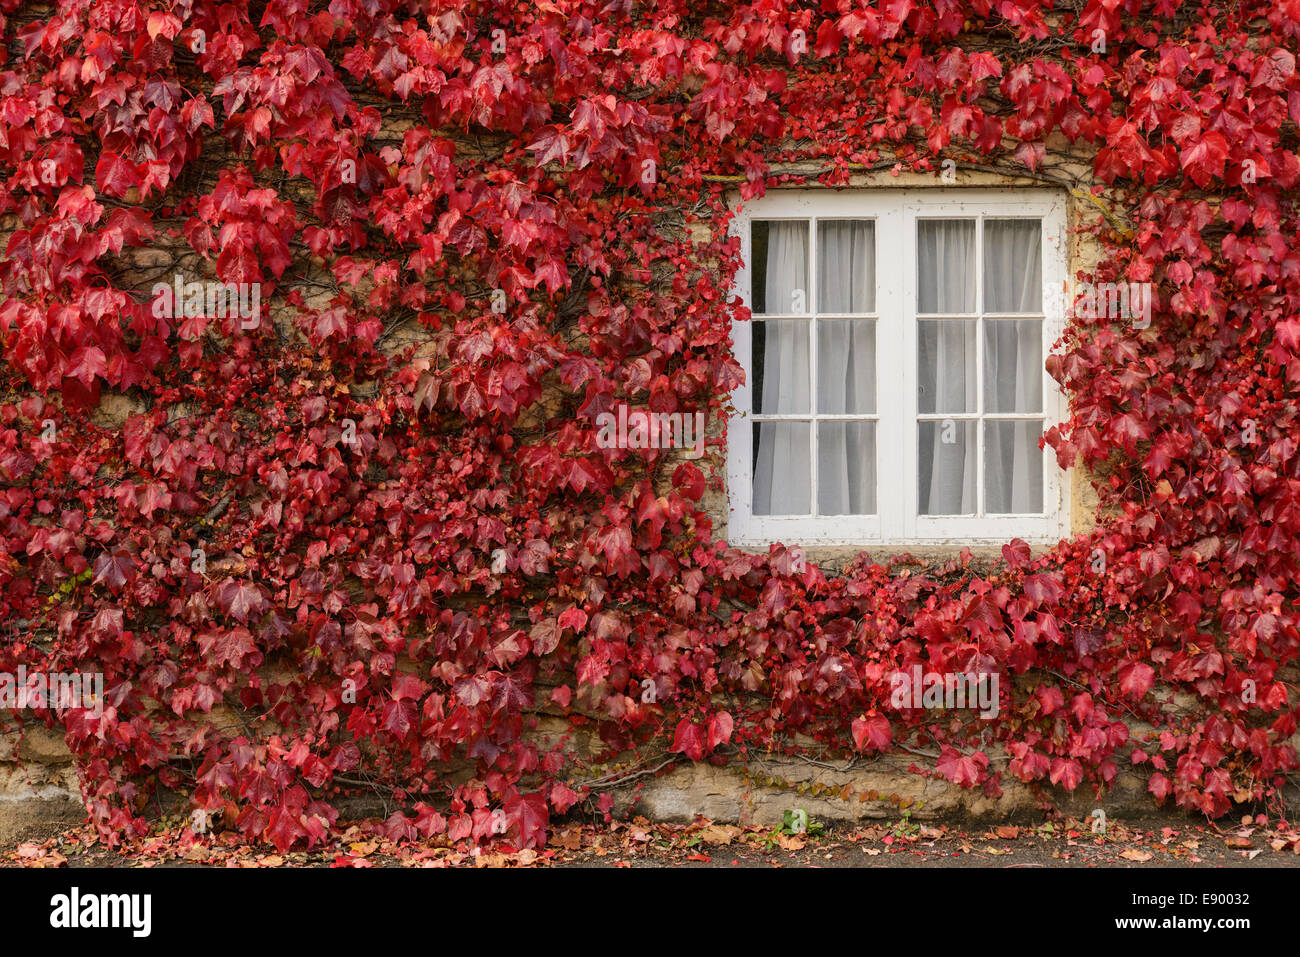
[730,540,1062,574]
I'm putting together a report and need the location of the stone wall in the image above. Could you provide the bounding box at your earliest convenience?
[0,127,1232,845]
[9,710,1285,842]
[0,727,82,843]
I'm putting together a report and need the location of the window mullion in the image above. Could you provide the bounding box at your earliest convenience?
[730,210,754,543]
[808,216,818,518]
[893,203,914,542]
[975,214,985,519]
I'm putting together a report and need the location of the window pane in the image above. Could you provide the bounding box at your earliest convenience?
[917,220,976,313]
[817,320,875,413]
[753,320,810,413]
[985,420,1043,513]
[753,421,811,515]
[983,320,1042,413]
[983,219,1042,312]
[817,220,875,313]
[918,420,976,515]
[818,421,876,514]
[918,320,976,413]
[752,220,809,314]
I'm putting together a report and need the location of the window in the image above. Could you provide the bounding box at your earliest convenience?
[727,190,1069,545]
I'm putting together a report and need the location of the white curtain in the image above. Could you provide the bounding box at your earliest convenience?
[983,219,1041,313]
[917,219,1043,515]
[753,220,877,515]
[818,221,874,313]
[753,222,809,514]
[984,322,1043,512]
[816,221,875,514]
[918,221,977,514]
[751,216,1042,519]
[983,220,1043,513]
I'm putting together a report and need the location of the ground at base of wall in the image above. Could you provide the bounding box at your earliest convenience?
[4,815,1298,869]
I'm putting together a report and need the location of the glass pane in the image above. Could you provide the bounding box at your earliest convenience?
[918,420,976,515]
[818,421,876,514]
[917,220,976,313]
[752,421,811,515]
[984,219,1042,312]
[817,220,875,313]
[983,320,1042,413]
[752,220,809,315]
[918,320,976,413]
[985,420,1044,513]
[753,320,810,414]
[817,320,875,414]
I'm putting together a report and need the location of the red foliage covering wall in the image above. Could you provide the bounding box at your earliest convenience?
[1,0,1299,851]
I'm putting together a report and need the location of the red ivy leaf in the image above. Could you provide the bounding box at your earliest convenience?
[706,711,733,751]
[505,792,548,849]
[671,718,705,761]
[215,580,268,624]
[1118,661,1155,698]
[95,152,140,197]
[1049,757,1083,791]
[936,748,988,788]
[92,550,136,594]
[851,712,893,751]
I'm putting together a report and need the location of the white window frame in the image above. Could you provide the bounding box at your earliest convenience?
[726,188,1070,546]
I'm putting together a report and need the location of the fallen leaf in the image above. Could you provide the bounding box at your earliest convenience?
[552,828,582,850]
[698,824,740,845]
